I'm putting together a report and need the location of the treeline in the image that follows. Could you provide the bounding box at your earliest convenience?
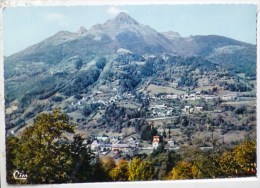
[220,81,253,92]
[6,109,256,184]
[166,56,217,72]
[102,139,256,181]
[62,67,101,96]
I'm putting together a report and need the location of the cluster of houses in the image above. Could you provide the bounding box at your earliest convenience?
[69,84,238,112]
[89,135,170,158]
[145,92,238,117]
[182,106,203,114]
[149,104,174,117]
[70,90,138,109]
[90,135,140,157]
[148,92,238,102]
[109,92,135,103]
[68,86,238,121]
[148,103,204,115]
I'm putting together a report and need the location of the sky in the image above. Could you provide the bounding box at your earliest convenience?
[3,4,257,56]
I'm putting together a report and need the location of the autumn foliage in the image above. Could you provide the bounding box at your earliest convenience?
[6,109,256,184]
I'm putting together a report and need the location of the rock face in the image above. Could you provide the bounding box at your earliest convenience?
[4,12,256,135]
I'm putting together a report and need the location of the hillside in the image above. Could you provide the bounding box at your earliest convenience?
[4,12,256,146]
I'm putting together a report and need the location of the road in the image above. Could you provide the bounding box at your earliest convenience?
[146,116,179,121]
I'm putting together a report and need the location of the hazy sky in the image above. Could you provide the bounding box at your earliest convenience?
[3,4,257,56]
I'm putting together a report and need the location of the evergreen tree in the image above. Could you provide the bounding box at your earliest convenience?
[70,135,95,182]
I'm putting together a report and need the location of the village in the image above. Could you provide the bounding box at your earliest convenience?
[69,88,240,118]
[88,134,177,159]
[68,87,253,160]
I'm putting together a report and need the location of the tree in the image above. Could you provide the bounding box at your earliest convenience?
[178,146,217,179]
[232,140,256,176]
[191,153,217,179]
[216,151,240,178]
[216,140,256,177]
[100,156,116,181]
[109,160,129,181]
[163,130,167,138]
[166,161,199,180]
[6,136,21,184]
[138,160,154,180]
[128,158,142,181]
[128,158,154,181]
[140,124,158,141]
[96,57,107,70]
[69,135,95,183]
[12,109,75,183]
[89,157,108,182]
[6,109,97,184]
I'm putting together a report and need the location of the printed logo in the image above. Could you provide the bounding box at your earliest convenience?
[13,170,28,180]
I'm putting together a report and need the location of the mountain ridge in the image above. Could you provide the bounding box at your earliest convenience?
[6,12,255,55]
[5,12,255,63]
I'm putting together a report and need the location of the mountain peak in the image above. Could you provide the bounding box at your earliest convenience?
[113,12,138,25]
[88,12,139,38]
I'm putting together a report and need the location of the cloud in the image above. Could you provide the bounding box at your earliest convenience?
[107,6,127,15]
[43,12,69,27]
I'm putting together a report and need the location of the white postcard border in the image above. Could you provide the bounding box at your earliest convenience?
[0,0,259,188]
